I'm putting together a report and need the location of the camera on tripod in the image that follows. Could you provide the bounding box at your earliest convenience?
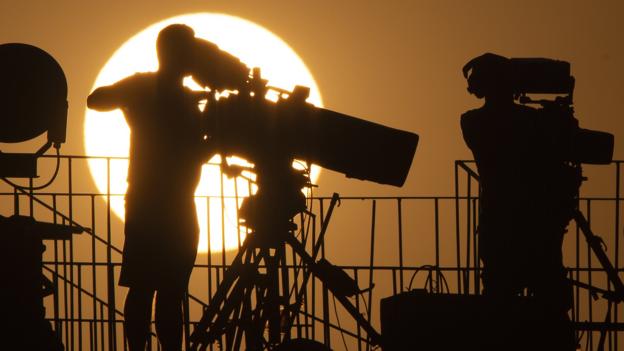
[187,37,419,188]
[464,54,613,165]
[182,35,418,350]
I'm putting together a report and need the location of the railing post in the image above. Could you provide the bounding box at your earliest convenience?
[13,186,19,215]
[454,161,462,294]
[614,162,621,349]
[106,158,117,350]
[68,157,75,350]
[434,198,440,290]
[397,198,404,293]
[366,200,376,351]
[320,198,330,347]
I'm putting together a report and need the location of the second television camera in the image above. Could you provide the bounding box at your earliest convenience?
[463,53,614,165]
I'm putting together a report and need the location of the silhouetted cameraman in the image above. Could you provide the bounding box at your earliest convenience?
[461,53,575,349]
[88,24,213,351]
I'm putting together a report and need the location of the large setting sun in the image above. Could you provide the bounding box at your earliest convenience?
[84,13,323,253]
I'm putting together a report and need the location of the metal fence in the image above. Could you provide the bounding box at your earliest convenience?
[455,160,624,351]
[1,155,622,350]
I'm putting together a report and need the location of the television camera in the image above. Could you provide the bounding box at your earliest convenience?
[462,54,624,320]
[189,37,418,188]
[462,54,613,165]
[184,37,418,350]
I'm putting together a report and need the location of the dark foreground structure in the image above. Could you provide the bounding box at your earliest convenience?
[1,42,622,350]
[1,157,623,350]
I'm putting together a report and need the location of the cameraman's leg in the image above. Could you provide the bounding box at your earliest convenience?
[530,235,575,351]
[124,286,155,351]
[155,287,185,351]
[480,242,524,297]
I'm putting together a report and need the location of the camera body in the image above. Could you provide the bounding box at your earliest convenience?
[203,74,418,187]
[521,94,614,165]
[511,58,613,165]
[509,58,574,95]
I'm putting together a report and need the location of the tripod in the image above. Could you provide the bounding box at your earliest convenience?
[522,163,624,351]
[562,164,624,303]
[189,161,382,351]
[569,209,624,351]
[572,210,624,302]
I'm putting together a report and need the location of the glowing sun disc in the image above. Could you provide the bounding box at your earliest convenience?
[84,13,322,253]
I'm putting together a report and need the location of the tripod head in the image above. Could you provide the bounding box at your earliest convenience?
[235,156,311,238]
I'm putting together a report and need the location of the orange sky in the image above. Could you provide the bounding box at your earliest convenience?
[1,0,622,196]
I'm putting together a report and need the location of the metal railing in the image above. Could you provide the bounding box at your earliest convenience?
[455,160,624,351]
[1,155,622,350]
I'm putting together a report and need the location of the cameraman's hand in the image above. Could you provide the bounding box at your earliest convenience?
[221,162,246,179]
[191,90,211,103]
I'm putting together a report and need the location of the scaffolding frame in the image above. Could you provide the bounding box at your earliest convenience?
[1,155,622,350]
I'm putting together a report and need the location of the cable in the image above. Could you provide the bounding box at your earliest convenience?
[439,270,450,293]
[1,147,61,190]
[357,293,370,322]
[407,265,429,291]
[575,328,585,351]
[407,265,450,293]
[332,294,349,351]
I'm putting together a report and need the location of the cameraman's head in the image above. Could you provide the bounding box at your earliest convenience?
[156,24,196,78]
[463,53,513,104]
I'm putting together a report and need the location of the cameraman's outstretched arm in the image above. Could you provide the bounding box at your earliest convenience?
[87,86,124,111]
[87,74,138,111]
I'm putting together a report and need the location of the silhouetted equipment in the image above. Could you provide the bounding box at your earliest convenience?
[508,58,575,95]
[209,80,418,186]
[189,192,379,351]
[0,43,68,178]
[0,42,77,349]
[190,37,249,92]
[380,290,568,351]
[185,37,415,350]
[2,214,83,351]
[463,53,613,165]
[190,37,419,187]
[465,55,624,301]
[573,211,624,303]
[462,53,621,349]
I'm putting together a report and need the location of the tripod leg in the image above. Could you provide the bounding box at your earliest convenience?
[190,237,256,349]
[232,249,257,351]
[281,194,340,334]
[597,302,612,351]
[265,247,282,345]
[279,242,292,341]
[190,254,244,343]
[574,210,624,302]
[197,259,262,350]
[226,293,244,351]
[233,280,256,351]
[284,234,383,346]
